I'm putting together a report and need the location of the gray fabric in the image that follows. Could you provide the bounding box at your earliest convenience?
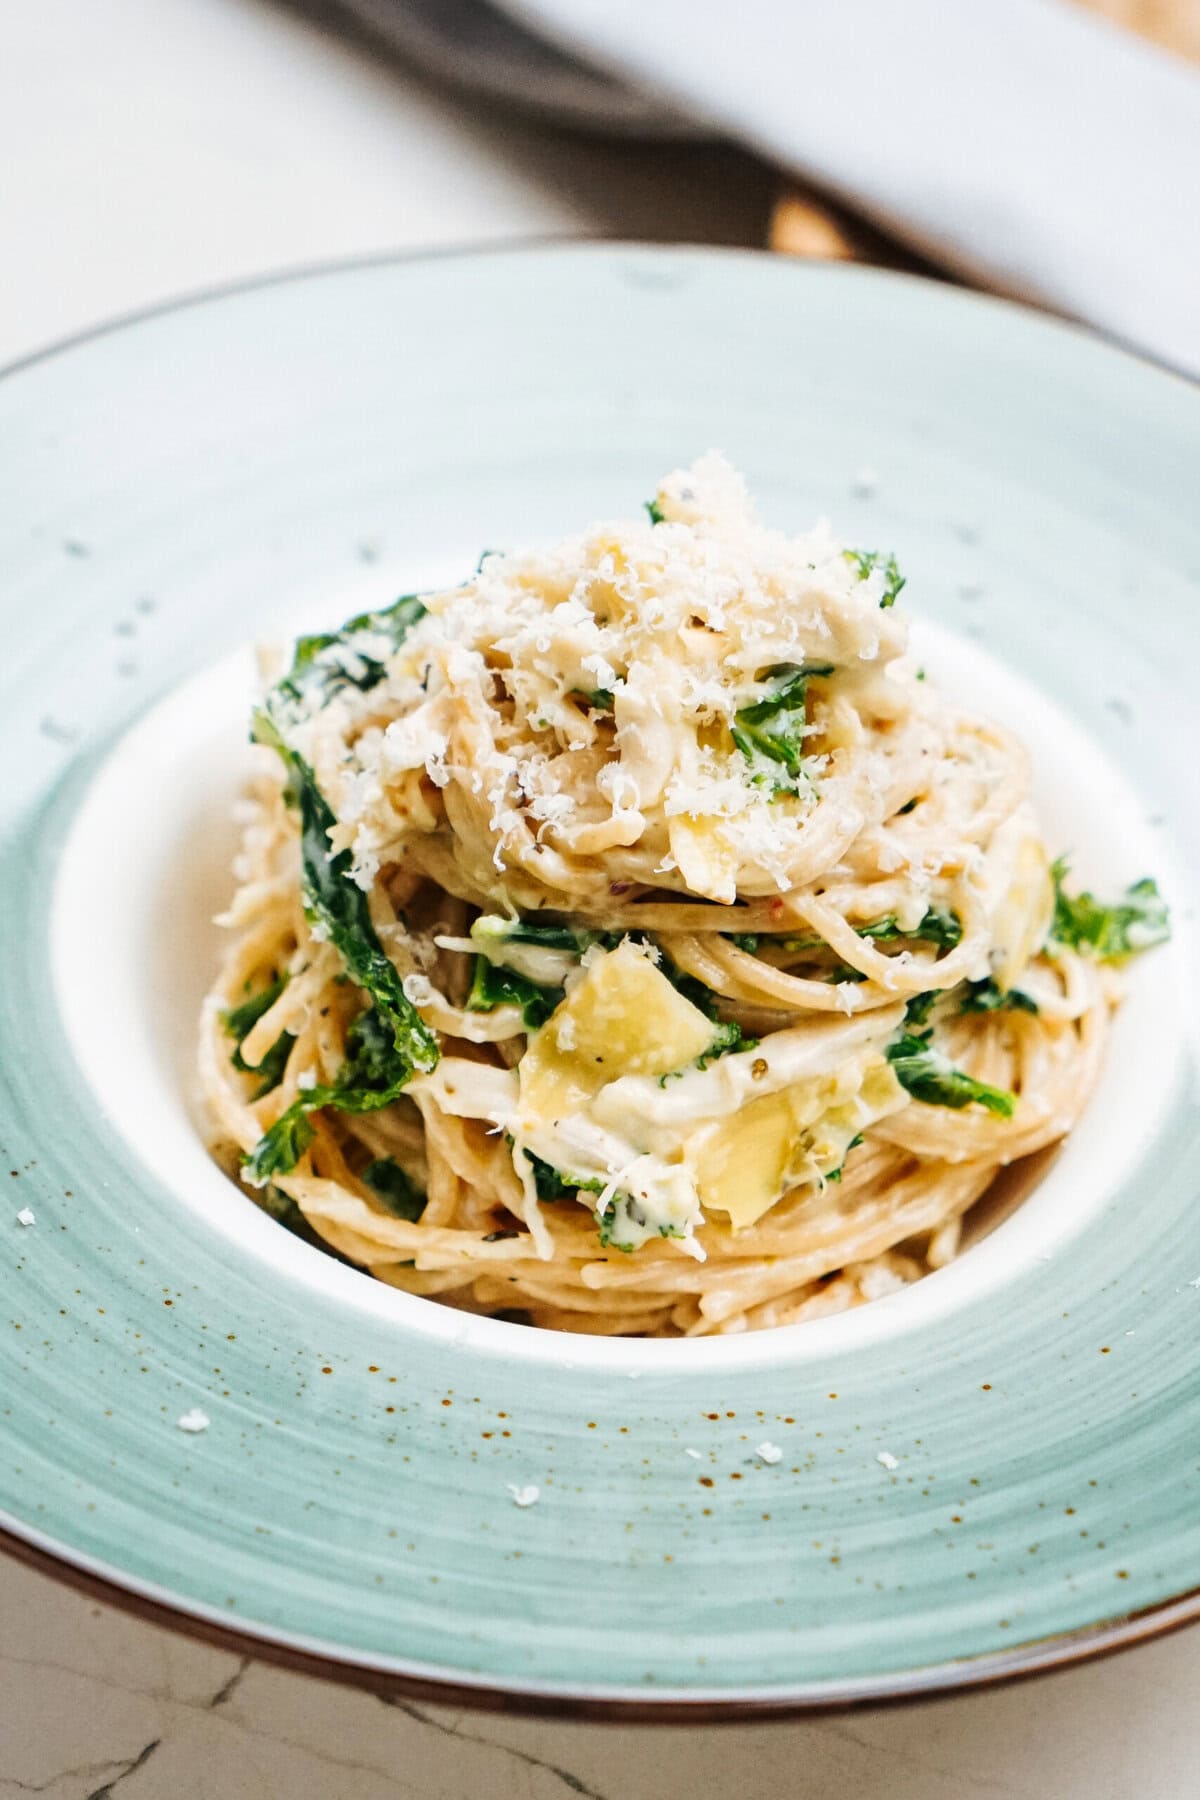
[498,0,1200,376]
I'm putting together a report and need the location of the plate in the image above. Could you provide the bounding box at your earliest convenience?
[2,245,1198,1715]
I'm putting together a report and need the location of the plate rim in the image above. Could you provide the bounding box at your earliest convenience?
[5,1517,1200,1720]
[3,235,1196,395]
[3,239,1198,1717]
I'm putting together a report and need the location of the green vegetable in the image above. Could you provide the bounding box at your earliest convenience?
[856,907,962,949]
[242,590,446,1182]
[223,976,287,1044]
[243,1005,430,1185]
[236,1029,295,1100]
[902,990,939,1028]
[597,1212,630,1250]
[222,976,295,1098]
[825,1133,864,1184]
[596,1197,635,1252]
[474,916,600,954]
[729,929,867,982]
[526,1152,605,1205]
[251,715,438,1089]
[247,1108,317,1184]
[960,980,1039,1016]
[732,662,834,793]
[467,957,563,1031]
[524,1151,684,1254]
[886,1016,1015,1118]
[571,687,615,711]
[598,1194,685,1254]
[268,592,427,731]
[1049,864,1169,963]
[644,498,666,525]
[727,910,959,956]
[844,548,906,608]
[362,1157,426,1221]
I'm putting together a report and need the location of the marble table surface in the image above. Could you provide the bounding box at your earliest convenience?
[3,3,1198,1795]
[6,1554,1200,1800]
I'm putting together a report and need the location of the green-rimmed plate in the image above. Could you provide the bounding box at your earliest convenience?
[2,245,1198,1715]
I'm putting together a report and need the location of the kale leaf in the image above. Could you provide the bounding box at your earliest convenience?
[844,548,906,608]
[526,1152,606,1205]
[246,1107,317,1185]
[857,907,962,949]
[725,909,959,958]
[474,916,602,954]
[467,957,563,1031]
[362,1157,427,1221]
[524,1152,682,1255]
[598,1194,685,1254]
[886,1017,1015,1118]
[597,1198,636,1253]
[223,976,287,1044]
[235,1029,295,1100]
[251,713,438,1091]
[1049,863,1169,963]
[960,980,1039,1016]
[243,1002,432,1185]
[902,989,939,1030]
[268,592,427,731]
[825,1133,864,1184]
[222,975,295,1098]
[732,662,834,793]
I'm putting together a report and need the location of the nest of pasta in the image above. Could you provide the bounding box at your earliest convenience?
[200,456,1166,1335]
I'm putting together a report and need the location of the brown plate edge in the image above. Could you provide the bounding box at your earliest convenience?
[4,1520,1199,1724]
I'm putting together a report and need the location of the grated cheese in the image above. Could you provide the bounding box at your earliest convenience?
[335,453,908,906]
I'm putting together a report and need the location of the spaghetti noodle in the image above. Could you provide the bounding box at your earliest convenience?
[199,456,1167,1335]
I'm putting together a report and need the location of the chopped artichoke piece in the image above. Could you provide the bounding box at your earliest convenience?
[689,1053,905,1230]
[518,940,718,1125]
[667,814,740,904]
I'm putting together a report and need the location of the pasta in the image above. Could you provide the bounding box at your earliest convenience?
[198,455,1168,1336]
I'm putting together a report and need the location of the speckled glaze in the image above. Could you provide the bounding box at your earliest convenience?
[2,246,1199,1711]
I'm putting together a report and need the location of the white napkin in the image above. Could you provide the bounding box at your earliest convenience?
[497,0,1200,377]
